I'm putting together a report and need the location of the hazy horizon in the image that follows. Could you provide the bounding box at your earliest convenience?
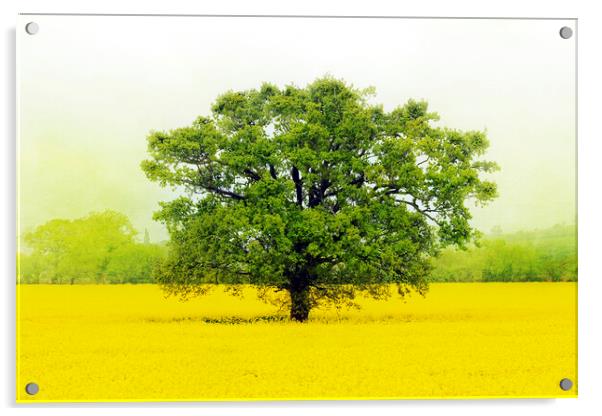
[18,16,576,244]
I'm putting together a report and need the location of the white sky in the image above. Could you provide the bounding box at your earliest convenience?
[18,15,576,242]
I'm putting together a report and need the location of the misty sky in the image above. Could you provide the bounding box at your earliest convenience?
[18,16,576,243]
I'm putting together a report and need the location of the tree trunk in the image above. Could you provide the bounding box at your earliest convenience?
[289,276,311,322]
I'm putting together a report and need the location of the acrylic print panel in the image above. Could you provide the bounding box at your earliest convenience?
[16,15,577,402]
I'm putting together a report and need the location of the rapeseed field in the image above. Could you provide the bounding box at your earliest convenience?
[16,283,577,402]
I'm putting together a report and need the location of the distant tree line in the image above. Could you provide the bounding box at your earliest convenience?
[429,225,577,282]
[18,211,166,284]
[17,212,576,284]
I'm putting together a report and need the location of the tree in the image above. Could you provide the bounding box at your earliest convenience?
[105,243,166,284]
[143,228,151,244]
[141,76,498,321]
[22,211,137,284]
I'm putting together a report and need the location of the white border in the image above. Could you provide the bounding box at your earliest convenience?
[2,1,601,415]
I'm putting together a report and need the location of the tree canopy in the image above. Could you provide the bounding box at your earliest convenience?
[141,76,498,321]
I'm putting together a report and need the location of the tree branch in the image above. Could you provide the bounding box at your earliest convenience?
[416,157,430,167]
[350,173,365,187]
[268,164,278,180]
[291,166,303,207]
[205,185,246,200]
[396,199,441,224]
[244,169,261,182]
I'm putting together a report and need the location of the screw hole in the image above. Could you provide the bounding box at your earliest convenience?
[559,378,573,391]
[25,22,39,35]
[25,382,39,395]
[559,26,573,39]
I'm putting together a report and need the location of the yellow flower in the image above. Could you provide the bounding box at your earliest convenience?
[17,282,577,401]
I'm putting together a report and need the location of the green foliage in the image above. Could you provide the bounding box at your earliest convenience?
[141,76,498,321]
[430,224,577,282]
[18,211,166,284]
[104,243,166,284]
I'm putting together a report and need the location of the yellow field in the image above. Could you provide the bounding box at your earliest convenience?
[17,283,577,402]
